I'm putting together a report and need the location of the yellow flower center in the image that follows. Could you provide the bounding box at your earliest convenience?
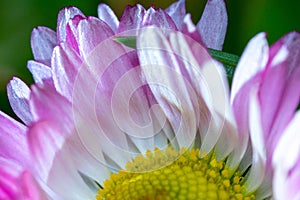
[96,147,255,200]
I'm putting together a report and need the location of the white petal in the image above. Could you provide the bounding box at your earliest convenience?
[244,90,266,193]
[231,33,269,103]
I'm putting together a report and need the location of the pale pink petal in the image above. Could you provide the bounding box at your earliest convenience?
[197,0,228,50]
[30,84,111,184]
[97,4,119,33]
[27,61,54,86]
[56,7,85,43]
[20,171,48,200]
[7,77,32,125]
[31,27,56,66]
[29,84,72,128]
[52,43,82,98]
[165,0,186,29]
[0,111,30,168]
[28,121,94,200]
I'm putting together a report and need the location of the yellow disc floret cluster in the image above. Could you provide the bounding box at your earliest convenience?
[96,147,255,200]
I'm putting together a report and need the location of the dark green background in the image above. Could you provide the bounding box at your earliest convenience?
[0,0,299,118]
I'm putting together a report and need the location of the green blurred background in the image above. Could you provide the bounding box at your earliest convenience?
[0,0,299,118]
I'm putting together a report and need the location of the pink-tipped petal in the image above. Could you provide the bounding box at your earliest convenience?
[0,111,30,168]
[7,77,32,125]
[165,0,186,29]
[31,27,57,66]
[27,61,54,86]
[197,0,228,50]
[97,4,119,33]
[57,7,85,43]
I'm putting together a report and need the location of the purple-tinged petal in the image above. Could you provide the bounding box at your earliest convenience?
[197,0,228,50]
[30,27,56,66]
[7,77,32,125]
[57,7,85,43]
[51,43,82,98]
[143,8,177,30]
[65,15,85,54]
[27,61,54,87]
[97,4,119,33]
[273,111,300,200]
[181,14,202,42]
[261,32,300,159]
[165,0,186,29]
[118,4,146,33]
[77,17,115,59]
[119,4,177,35]
[0,111,30,168]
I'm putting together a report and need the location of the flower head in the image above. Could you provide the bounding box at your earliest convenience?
[1,0,300,200]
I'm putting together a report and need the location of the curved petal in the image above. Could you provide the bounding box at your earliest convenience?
[51,43,82,98]
[77,17,115,59]
[165,0,186,30]
[97,3,119,33]
[7,77,32,125]
[231,32,269,103]
[30,27,57,66]
[197,0,228,50]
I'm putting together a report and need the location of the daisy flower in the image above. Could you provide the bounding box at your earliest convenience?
[1,0,300,200]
